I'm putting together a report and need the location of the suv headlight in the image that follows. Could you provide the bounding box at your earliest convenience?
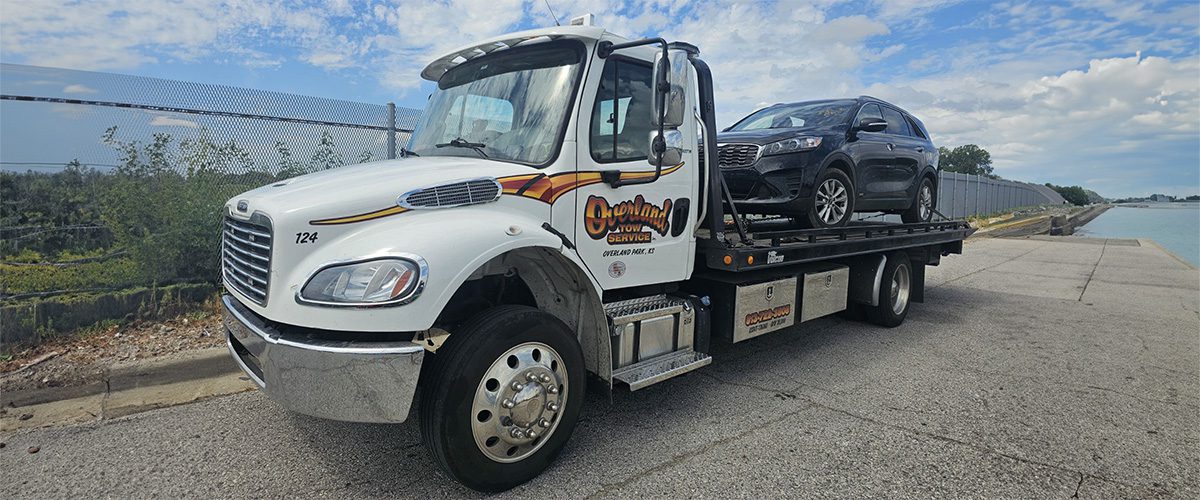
[762,136,821,156]
[299,256,427,306]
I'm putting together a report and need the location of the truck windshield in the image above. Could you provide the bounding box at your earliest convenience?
[408,42,584,167]
[729,100,855,131]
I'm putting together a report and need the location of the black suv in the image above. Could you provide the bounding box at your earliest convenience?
[716,96,938,228]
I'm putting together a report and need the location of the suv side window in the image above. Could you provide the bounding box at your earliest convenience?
[856,103,883,127]
[590,58,654,162]
[881,106,912,136]
[906,116,927,139]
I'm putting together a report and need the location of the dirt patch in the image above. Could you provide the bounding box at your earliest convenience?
[1,299,225,394]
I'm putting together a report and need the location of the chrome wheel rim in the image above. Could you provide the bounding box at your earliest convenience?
[815,178,849,225]
[890,263,911,315]
[918,184,932,221]
[471,342,567,463]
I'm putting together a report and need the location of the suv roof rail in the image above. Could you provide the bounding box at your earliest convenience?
[858,94,884,102]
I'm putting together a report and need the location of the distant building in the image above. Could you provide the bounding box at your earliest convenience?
[1150,194,1173,202]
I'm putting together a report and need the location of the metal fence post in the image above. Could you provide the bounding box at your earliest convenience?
[387,102,397,159]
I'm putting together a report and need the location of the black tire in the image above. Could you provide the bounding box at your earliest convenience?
[901,176,935,223]
[865,251,912,327]
[804,168,855,228]
[419,305,585,492]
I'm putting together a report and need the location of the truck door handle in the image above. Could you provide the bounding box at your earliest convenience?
[886,143,895,151]
[915,146,924,153]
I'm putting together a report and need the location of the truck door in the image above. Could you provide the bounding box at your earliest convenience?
[572,51,698,290]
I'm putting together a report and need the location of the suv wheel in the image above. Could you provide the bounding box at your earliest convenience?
[805,169,854,228]
[901,177,934,223]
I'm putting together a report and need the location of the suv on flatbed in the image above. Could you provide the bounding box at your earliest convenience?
[717,96,939,228]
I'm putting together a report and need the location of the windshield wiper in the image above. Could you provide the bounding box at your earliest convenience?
[435,137,489,158]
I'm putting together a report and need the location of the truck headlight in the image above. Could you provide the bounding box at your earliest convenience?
[298,256,427,306]
[762,136,821,156]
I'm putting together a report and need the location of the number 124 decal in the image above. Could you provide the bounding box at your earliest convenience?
[295,232,318,244]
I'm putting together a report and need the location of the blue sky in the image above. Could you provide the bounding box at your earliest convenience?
[2,0,1198,197]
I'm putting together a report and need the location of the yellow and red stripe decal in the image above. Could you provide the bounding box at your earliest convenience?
[309,162,684,226]
[310,205,409,226]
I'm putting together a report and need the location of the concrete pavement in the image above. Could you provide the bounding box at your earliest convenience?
[2,237,1197,498]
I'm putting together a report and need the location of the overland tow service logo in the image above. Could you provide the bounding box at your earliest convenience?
[584,195,672,245]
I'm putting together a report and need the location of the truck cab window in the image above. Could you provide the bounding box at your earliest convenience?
[407,42,584,167]
[590,59,654,163]
[443,95,513,144]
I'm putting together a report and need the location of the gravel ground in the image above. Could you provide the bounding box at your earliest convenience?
[1,308,224,394]
[1,237,1196,498]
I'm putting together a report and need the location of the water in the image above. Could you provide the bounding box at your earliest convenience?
[1074,203,1200,266]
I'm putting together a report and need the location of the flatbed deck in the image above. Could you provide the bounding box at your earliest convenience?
[698,220,974,272]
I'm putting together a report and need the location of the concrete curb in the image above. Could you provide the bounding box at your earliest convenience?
[1,347,240,408]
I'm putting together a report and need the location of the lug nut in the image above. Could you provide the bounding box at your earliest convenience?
[526,372,539,381]
[511,428,525,439]
[547,385,559,394]
[527,429,538,439]
[511,381,524,391]
[540,374,552,384]
[502,399,515,409]
[547,402,560,412]
[538,418,550,428]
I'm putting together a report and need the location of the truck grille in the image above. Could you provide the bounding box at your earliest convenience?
[222,217,272,305]
[718,144,761,168]
[398,178,501,209]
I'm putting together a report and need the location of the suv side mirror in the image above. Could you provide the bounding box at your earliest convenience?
[857,118,887,133]
[647,129,683,167]
[652,49,688,128]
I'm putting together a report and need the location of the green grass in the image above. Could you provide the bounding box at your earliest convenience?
[0,257,142,295]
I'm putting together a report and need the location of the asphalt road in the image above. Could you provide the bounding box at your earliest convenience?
[3,237,1198,498]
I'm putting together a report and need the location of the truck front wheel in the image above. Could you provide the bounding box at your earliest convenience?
[418,305,585,492]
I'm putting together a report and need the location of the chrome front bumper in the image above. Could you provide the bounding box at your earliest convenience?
[221,295,424,423]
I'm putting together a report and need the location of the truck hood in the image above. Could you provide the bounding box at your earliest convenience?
[228,156,537,224]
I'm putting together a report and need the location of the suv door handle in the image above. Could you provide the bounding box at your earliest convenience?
[915,146,925,153]
[886,143,895,151]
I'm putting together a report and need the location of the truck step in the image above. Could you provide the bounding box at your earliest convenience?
[612,349,712,391]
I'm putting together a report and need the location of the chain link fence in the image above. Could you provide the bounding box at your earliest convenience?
[1,63,421,309]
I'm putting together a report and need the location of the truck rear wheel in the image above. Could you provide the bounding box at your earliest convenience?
[865,251,912,327]
[418,305,584,492]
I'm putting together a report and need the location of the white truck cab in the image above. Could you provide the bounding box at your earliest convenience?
[221,23,972,492]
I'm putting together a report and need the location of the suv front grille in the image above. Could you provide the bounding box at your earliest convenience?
[222,216,272,305]
[718,144,761,168]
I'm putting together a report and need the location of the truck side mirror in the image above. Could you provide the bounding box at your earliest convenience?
[652,49,688,129]
[648,129,683,167]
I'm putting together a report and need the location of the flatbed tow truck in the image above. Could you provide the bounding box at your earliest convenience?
[220,17,972,491]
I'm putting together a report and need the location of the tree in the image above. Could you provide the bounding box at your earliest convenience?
[937,144,995,178]
[1044,183,1090,206]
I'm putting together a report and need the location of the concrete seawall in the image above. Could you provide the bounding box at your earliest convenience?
[980,204,1111,238]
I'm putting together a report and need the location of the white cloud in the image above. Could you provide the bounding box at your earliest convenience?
[149,115,200,128]
[62,84,98,94]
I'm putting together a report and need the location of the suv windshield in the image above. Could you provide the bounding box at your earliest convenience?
[408,42,584,166]
[729,100,855,131]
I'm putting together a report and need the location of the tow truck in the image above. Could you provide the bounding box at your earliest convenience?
[220,17,972,492]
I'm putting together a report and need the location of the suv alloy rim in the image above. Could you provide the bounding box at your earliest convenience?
[918,184,932,221]
[816,178,849,225]
[471,342,568,463]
